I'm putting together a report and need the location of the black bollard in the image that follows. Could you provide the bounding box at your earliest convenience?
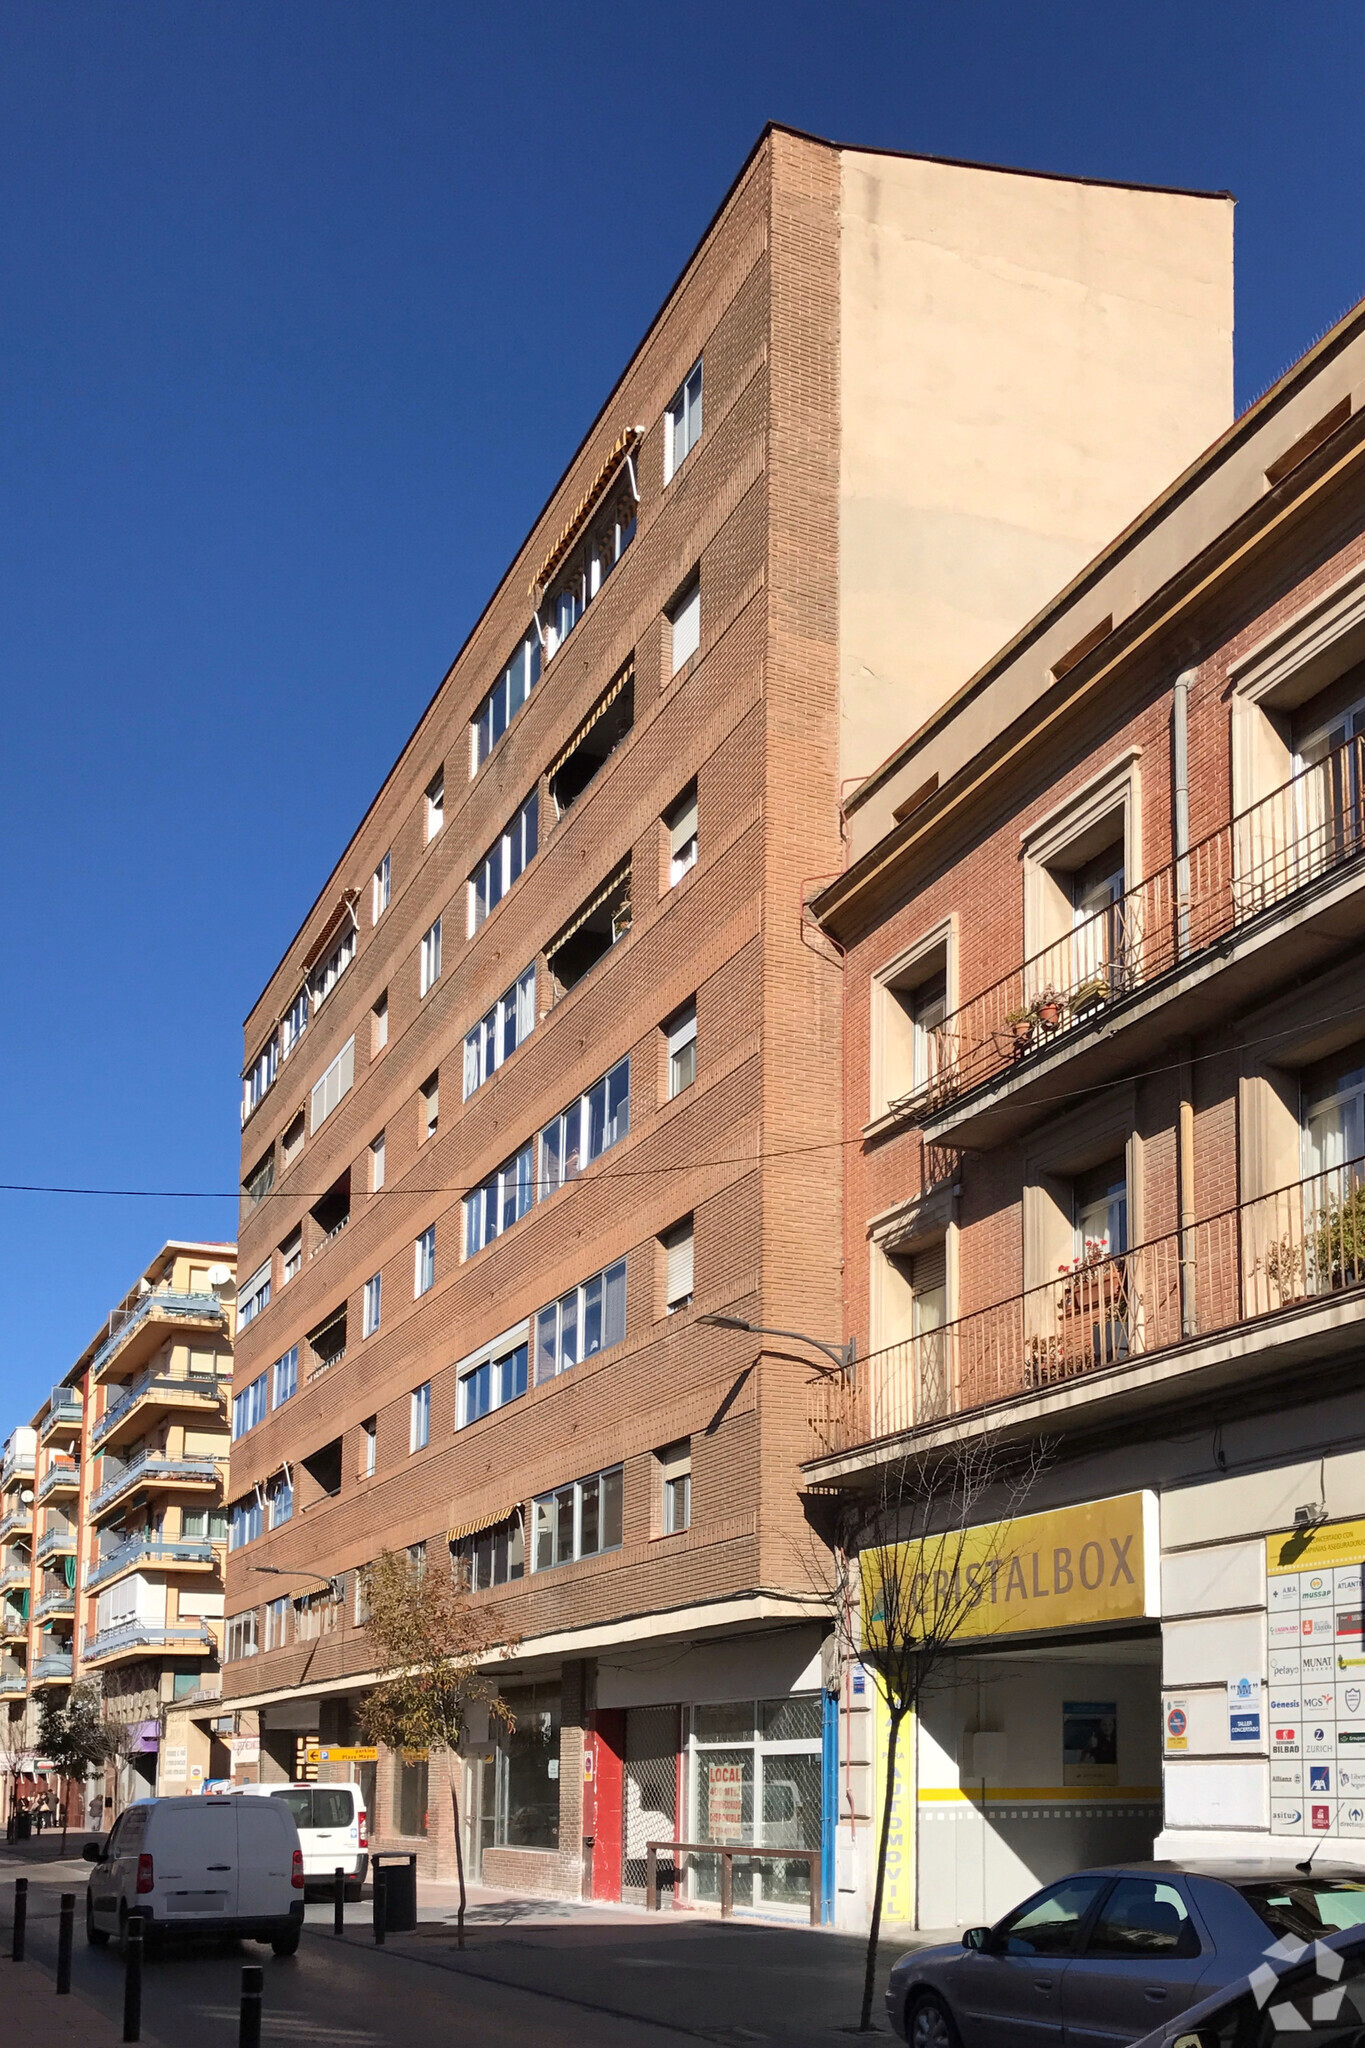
[334,1865,345,1936]
[56,1892,75,1993]
[123,1912,143,2043]
[239,1963,263,2048]
[12,1876,27,1962]
[373,1864,386,1946]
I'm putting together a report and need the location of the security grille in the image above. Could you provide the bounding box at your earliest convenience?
[623,1705,678,1903]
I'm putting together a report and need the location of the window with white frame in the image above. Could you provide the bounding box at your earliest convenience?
[264,1596,289,1650]
[663,1217,694,1313]
[310,1037,355,1133]
[361,1417,377,1479]
[279,1228,302,1287]
[668,578,700,675]
[372,851,391,922]
[420,917,443,996]
[225,1610,259,1661]
[370,1131,386,1191]
[659,1438,691,1534]
[238,1263,271,1329]
[464,966,536,1099]
[268,1470,293,1529]
[363,1272,382,1338]
[1304,1049,1365,1181]
[294,1589,337,1640]
[665,782,698,886]
[471,627,541,774]
[354,1565,371,1622]
[533,1258,626,1383]
[451,1513,524,1590]
[272,1346,298,1408]
[311,922,357,1008]
[458,1338,529,1427]
[426,769,444,840]
[666,1000,697,1098]
[228,1495,263,1550]
[242,1039,278,1123]
[420,1071,439,1141]
[463,1142,534,1257]
[531,1465,623,1570]
[372,990,388,1055]
[232,1371,268,1438]
[540,1058,630,1194]
[414,1225,436,1296]
[410,1383,431,1452]
[872,932,951,1118]
[469,793,538,932]
[542,485,638,662]
[664,359,703,483]
[281,987,309,1060]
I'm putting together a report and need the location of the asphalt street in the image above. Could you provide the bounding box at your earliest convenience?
[0,1845,914,2045]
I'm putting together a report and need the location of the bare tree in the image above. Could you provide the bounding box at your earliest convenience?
[358,1550,517,1949]
[825,1434,1047,2034]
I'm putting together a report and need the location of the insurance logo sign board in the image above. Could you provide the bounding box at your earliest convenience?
[1267,1521,1365,1836]
[861,1492,1156,1648]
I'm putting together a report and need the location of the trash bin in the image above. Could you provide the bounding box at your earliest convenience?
[372,1852,418,1934]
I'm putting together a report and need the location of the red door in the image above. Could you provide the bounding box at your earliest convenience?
[592,1709,626,1901]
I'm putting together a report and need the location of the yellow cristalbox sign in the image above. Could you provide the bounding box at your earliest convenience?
[873,1681,916,1927]
[862,1492,1149,1647]
[1267,1517,1365,1575]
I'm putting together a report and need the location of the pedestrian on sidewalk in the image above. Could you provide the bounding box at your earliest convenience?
[32,1794,45,1837]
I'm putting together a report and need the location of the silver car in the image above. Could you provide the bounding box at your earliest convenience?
[886,1863,1365,2048]
[1128,1914,1365,2048]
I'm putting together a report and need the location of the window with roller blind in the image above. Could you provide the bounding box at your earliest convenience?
[666,1000,697,1098]
[420,917,442,997]
[665,783,698,886]
[425,769,444,841]
[668,578,700,675]
[663,1218,694,1313]
[664,359,703,483]
[420,1072,439,1141]
[310,1037,355,1133]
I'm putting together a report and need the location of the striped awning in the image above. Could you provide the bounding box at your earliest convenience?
[546,858,631,958]
[531,427,643,601]
[299,889,359,976]
[447,1503,521,1545]
[546,663,633,783]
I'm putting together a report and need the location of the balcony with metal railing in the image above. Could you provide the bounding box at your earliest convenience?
[903,736,1365,1149]
[31,1649,73,1685]
[85,1537,216,1593]
[0,1506,32,1543]
[92,1370,227,1453]
[809,1156,1365,1476]
[81,1620,214,1666]
[35,1524,76,1564]
[89,1450,224,1522]
[33,1587,74,1625]
[1,1447,35,1489]
[1,1602,29,1644]
[0,1559,29,1594]
[40,1392,83,1443]
[89,1287,227,1383]
[0,1661,25,1697]
[37,1459,79,1503]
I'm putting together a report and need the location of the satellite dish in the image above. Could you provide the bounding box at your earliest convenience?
[206,1264,232,1289]
[19,1489,34,1504]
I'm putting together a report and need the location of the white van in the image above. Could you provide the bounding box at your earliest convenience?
[232,1781,368,1894]
[83,1795,305,1953]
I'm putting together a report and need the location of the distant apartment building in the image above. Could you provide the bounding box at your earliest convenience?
[812,294,1365,1925]
[222,123,1232,1917]
[0,1242,236,1825]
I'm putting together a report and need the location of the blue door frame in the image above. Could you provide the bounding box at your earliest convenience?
[820,1687,838,1924]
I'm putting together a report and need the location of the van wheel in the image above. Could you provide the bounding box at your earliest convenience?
[271,1931,301,1957]
[85,1895,109,1947]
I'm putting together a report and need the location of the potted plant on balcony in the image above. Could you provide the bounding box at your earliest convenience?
[1314,1177,1365,1291]
[1033,987,1065,1029]
[1069,975,1112,1019]
[1004,1005,1035,1055]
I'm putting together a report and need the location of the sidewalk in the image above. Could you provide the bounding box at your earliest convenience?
[0,1956,125,2048]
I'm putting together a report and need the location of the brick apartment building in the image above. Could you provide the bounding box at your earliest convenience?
[0,1243,235,1829]
[811,293,1365,1928]
[221,123,1232,1919]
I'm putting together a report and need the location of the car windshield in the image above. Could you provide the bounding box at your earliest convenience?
[1239,1881,1365,1941]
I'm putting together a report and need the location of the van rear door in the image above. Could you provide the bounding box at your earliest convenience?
[236,1798,296,1918]
[307,1786,356,1875]
[153,1800,238,1921]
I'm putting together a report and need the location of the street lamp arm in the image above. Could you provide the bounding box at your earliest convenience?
[699,1314,854,1375]
[251,1565,341,1598]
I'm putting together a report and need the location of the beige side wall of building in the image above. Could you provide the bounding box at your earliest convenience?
[837,151,1235,782]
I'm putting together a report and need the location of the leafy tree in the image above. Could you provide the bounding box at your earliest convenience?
[358,1550,517,1947]
[828,1437,1044,2032]
[36,1681,120,1855]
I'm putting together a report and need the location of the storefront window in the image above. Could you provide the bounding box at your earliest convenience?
[394,1756,428,1838]
[688,1694,822,1912]
[480,1686,560,1851]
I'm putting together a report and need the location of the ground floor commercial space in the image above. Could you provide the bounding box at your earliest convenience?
[857,1386,1365,1930]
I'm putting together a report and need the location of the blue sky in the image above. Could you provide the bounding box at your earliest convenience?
[0,0,1361,1420]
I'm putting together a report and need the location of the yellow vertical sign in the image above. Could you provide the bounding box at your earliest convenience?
[873,1680,916,1927]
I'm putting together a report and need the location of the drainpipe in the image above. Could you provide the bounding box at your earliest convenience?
[1173,670,1195,961]
[1176,1039,1197,1339]
[1173,671,1198,1337]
